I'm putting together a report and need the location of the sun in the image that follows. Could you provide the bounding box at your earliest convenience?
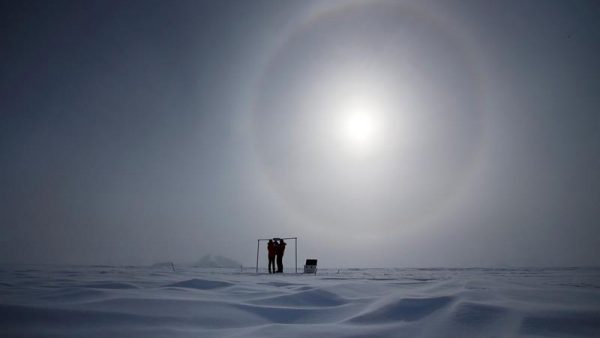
[336,98,382,153]
[341,111,376,147]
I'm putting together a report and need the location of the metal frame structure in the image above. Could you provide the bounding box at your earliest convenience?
[256,237,297,274]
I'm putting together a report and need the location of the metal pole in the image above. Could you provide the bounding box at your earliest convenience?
[256,239,259,274]
[295,237,298,274]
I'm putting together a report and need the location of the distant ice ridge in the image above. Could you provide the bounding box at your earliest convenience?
[193,254,241,268]
[151,255,241,269]
[1,266,600,337]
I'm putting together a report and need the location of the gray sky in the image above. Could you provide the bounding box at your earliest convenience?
[1,0,599,267]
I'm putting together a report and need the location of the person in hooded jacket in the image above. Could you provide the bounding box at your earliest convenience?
[267,239,276,274]
[276,239,286,273]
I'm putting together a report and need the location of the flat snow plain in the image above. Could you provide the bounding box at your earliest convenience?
[1,265,600,337]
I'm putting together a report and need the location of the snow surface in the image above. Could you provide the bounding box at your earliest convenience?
[1,265,600,337]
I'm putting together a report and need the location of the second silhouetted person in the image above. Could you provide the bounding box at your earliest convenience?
[267,239,276,274]
[276,239,286,273]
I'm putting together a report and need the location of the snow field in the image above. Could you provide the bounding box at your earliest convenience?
[1,266,600,337]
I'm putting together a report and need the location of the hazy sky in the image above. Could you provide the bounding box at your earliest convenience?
[1,0,599,267]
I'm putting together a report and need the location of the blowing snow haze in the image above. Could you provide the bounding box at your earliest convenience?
[1,0,599,268]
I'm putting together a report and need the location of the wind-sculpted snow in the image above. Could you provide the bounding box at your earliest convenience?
[250,288,347,307]
[348,295,454,323]
[1,266,600,337]
[167,278,232,290]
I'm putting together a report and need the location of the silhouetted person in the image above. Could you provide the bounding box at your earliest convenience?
[267,239,276,274]
[273,238,280,272]
[276,239,286,273]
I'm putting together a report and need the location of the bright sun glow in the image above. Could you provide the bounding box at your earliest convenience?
[336,97,383,153]
[341,111,376,148]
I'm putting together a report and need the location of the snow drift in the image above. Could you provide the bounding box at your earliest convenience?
[1,266,599,337]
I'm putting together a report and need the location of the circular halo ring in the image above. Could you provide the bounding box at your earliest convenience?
[246,0,491,232]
